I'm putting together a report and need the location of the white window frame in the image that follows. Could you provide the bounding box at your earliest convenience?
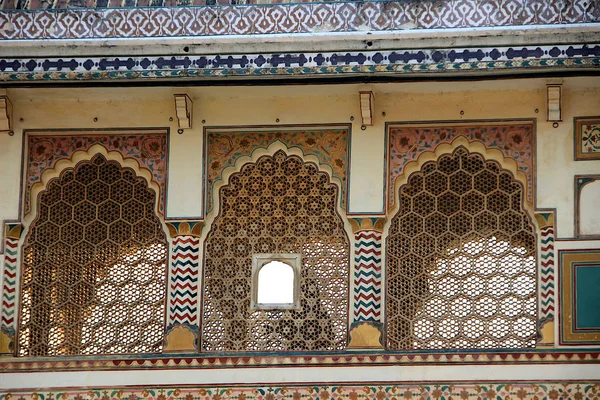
[251,253,301,311]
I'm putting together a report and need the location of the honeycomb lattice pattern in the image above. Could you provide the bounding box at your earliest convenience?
[19,154,168,356]
[386,147,537,350]
[202,150,349,352]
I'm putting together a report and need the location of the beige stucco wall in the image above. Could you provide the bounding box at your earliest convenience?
[2,78,599,235]
[2,78,600,313]
[1,76,600,388]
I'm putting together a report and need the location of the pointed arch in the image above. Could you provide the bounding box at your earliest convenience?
[19,152,168,356]
[201,149,351,352]
[385,145,537,350]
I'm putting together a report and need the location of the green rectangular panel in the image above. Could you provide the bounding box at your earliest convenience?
[575,264,600,330]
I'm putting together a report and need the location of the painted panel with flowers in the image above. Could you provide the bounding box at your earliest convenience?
[388,124,534,209]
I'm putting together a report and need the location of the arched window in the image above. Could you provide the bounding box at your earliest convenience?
[386,147,537,350]
[253,255,300,308]
[19,154,168,356]
[202,150,349,352]
[257,261,294,304]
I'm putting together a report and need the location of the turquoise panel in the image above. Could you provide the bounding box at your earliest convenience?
[575,264,600,330]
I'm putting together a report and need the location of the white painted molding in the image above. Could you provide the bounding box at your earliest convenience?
[1,24,599,58]
[3,364,600,390]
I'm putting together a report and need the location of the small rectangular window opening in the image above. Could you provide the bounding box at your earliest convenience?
[251,254,301,310]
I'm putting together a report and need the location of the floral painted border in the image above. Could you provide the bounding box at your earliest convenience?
[2,382,600,400]
[388,124,534,209]
[26,131,168,216]
[205,128,349,213]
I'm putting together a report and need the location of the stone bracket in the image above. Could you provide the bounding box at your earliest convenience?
[174,94,193,130]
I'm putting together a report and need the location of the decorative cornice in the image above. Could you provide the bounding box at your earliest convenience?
[0,0,599,40]
[1,43,598,83]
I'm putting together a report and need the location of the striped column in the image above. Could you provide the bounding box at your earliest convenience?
[1,223,23,355]
[535,212,555,346]
[347,217,385,349]
[164,220,203,352]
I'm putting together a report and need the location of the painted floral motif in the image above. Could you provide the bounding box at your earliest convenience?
[388,124,534,208]
[206,129,349,212]
[26,133,168,215]
[2,383,599,400]
[581,123,600,154]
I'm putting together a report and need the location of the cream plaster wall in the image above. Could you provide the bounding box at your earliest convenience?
[3,363,600,391]
[2,78,600,241]
[1,78,599,238]
[1,76,600,390]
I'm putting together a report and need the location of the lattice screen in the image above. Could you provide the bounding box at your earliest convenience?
[19,154,168,356]
[386,147,537,350]
[202,150,349,352]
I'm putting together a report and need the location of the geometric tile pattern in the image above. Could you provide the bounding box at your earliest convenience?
[353,230,382,323]
[1,44,599,83]
[3,382,600,399]
[168,235,200,327]
[25,131,168,216]
[388,124,535,208]
[0,0,599,38]
[1,350,600,371]
[0,223,23,350]
[205,128,349,213]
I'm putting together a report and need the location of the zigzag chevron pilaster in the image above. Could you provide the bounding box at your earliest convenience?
[534,212,555,345]
[348,218,385,324]
[540,227,555,322]
[168,235,201,327]
[353,230,383,322]
[1,223,23,354]
[535,212,555,323]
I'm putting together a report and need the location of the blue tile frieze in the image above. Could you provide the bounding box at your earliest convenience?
[0,44,598,81]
